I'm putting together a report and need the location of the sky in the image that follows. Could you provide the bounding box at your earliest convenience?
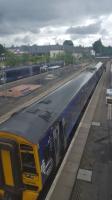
[0,0,112,47]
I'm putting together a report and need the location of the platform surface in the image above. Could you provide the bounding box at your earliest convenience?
[70,63,112,200]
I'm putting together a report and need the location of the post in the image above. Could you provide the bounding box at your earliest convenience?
[1,65,7,98]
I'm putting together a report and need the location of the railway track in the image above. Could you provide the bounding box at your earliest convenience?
[0,63,93,123]
[0,64,84,89]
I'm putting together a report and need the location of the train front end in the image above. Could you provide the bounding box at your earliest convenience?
[0,131,42,200]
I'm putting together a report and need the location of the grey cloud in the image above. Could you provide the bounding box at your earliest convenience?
[0,0,112,45]
[66,22,101,35]
[14,35,32,45]
[0,20,40,36]
[0,0,58,36]
[100,28,108,36]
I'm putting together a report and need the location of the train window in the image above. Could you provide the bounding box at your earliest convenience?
[20,144,33,151]
[21,152,36,174]
[44,145,50,162]
[53,126,60,155]
[54,130,58,152]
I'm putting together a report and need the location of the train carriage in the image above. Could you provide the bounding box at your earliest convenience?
[0,60,64,84]
[0,62,103,200]
[5,66,31,82]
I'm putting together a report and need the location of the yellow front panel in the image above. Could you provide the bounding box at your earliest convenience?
[0,132,43,197]
[23,173,39,186]
[1,150,14,186]
[0,189,4,198]
[34,145,43,191]
[23,190,39,200]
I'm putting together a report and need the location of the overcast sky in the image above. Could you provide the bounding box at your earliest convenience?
[0,0,112,47]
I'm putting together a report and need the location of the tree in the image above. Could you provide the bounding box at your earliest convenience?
[64,53,74,65]
[0,44,5,55]
[93,39,112,56]
[63,40,74,54]
[93,39,103,55]
[63,40,74,47]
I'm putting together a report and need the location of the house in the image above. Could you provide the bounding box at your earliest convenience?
[50,45,64,58]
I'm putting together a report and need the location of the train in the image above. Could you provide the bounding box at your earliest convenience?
[0,62,104,200]
[0,60,64,84]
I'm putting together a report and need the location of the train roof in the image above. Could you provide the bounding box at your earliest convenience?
[5,64,41,72]
[0,63,103,144]
[48,65,61,69]
[4,60,64,72]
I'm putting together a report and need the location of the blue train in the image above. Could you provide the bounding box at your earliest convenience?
[0,62,103,200]
[0,60,64,84]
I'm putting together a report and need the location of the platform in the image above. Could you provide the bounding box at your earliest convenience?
[70,65,112,200]
[0,84,41,97]
[45,61,111,200]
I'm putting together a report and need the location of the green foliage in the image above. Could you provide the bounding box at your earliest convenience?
[93,39,112,56]
[5,51,51,67]
[0,44,5,55]
[93,39,103,54]
[63,40,73,47]
[5,52,22,66]
[51,52,74,65]
[64,53,74,64]
[51,53,64,61]
[80,52,95,63]
[63,40,74,54]
[4,47,94,68]
[51,51,94,65]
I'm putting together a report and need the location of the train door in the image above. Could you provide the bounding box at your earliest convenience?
[59,120,67,154]
[0,138,22,199]
[53,123,60,167]
[53,120,66,167]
